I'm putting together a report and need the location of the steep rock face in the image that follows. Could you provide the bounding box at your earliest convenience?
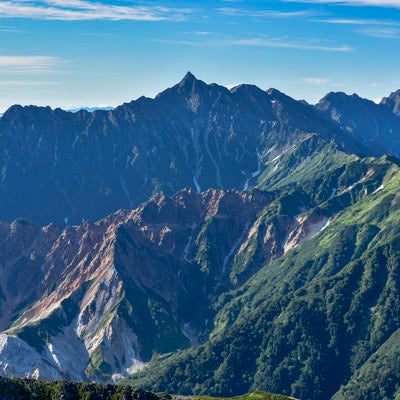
[0,334,63,380]
[381,89,400,116]
[315,91,400,157]
[0,73,363,226]
[0,188,279,382]
[0,151,391,385]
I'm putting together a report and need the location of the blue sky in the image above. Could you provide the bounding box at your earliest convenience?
[1,0,400,112]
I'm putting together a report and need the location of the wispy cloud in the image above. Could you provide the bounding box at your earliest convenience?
[0,79,56,86]
[0,0,192,21]
[321,18,400,25]
[217,7,322,18]
[194,31,215,36]
[314,15,400,38]
[358,27,400,38]
[303,77,330,84]
[157,37,352,52]
[225,38,352,52]
[0,24,25,32]
[284,0,400,9]
[0,56,62,73]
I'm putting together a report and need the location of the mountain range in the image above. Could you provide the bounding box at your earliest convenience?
[1,73,400,400]
[1,72,400,227]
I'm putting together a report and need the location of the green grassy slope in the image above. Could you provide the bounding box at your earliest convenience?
[125,158,400,400]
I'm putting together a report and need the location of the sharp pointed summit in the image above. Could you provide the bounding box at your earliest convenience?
[1,75,400,227]
[176,71,208,95]
[179,71,198,86]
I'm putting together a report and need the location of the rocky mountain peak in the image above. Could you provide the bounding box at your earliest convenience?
[316,92,379,115]
[230,83,264,96]
[381,89,400,116]
[266,87,295,102]
[175,71,208,96]
[317,91,351,108]
[1,75,400,228]
[179,71,198,87]
[153,71,215,113]
[314,90,400,157]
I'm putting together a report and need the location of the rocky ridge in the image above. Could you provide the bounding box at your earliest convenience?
[0,168,374,383]
[1,73,397,226]
[0,188,277,382]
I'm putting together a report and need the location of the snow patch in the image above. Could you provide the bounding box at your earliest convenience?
[72,135,79,149]
[321,218,331,231]
[251,149,262,178]
[193,176,201,193]
[203,128,223,189]
[190,126,204,192]
[344,183,356,192]
[267,144,297,164]
[373,184,384,194]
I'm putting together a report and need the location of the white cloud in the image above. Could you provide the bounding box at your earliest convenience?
[157,37,352,52]
[217,7,322,18]
[314,16,400,38]
[0,79,55,86]
[225,38,352,52]
[303,77,329,84]
[0,0,191,21]
[284,0,400,9]
[0,24,25,32]
[194,31,215,36]
[0,56,62,73]
[322,18,400,25]
[358,27,400,38]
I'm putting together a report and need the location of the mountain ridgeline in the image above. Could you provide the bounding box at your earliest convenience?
[1,74,400,400]
[0,72,398,227]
